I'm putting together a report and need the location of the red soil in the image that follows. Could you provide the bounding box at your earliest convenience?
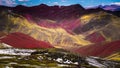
[86,32,105,43]
[0,32,53,48]
[74,40,120,57]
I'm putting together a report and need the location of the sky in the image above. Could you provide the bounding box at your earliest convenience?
[0,0,120,7]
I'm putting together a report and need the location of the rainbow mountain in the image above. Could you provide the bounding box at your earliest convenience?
[0,4,120,61]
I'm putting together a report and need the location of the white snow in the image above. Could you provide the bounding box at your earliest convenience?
[86,57,106,68]
[0,48,36,56]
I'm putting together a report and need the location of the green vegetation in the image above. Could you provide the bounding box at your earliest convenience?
[0,48,98,68]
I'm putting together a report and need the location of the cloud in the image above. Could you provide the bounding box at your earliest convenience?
[53,2,59,5]
[111,2,120,5]
[0,0,30,6]
[0,0,16,6]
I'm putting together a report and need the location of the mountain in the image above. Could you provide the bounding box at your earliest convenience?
[73,11,120,42]
[0,4,120,61]
[101,5,120,11]
[0,32,53,48]
[74,40,120,58]
[97,5,120,17]
[11,4,85,21]
[0,9,91,48]
[86,5,120,17]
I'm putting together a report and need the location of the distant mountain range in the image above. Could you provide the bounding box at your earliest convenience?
[100,5,120,11]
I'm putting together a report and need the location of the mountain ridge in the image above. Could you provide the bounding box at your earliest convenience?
[0,4,120,60]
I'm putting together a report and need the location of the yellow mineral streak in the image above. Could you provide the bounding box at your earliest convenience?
[7,14,92,47]
[105,53,120,61]
[80,14,95,25]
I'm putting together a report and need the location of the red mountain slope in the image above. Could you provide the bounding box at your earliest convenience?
[11,4,85,20]
[74,40,120,57]
[0,32,53,48]
[86,32,105,43]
